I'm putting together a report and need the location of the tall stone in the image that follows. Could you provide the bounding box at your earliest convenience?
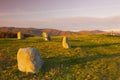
[62,36,71,48]
[42,32,51,41]
[17,32,24,39]
[17,47,43,74]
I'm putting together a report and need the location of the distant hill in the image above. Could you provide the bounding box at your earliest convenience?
[0,27,76,36]
[0,27,106,36]
[78,30,105,34]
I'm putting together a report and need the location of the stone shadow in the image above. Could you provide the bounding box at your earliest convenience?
[41,53,120,73]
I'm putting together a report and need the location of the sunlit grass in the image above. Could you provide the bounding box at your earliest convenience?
[0,34,120,80]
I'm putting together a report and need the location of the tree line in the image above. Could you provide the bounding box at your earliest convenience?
[0,32,33,38]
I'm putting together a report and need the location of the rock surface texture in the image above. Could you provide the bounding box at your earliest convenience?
[62,36,71,48]
[17,47,43,74]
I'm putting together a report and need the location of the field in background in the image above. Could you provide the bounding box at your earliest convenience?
[0,34,120,80]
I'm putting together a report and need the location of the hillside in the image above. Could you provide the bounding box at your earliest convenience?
[0,34,120,79]
[0,27,106,36]
[0,27,76,36]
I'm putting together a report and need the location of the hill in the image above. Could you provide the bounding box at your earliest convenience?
[0,27,76,36]
[0,27,106,36]
[78,30,105,34]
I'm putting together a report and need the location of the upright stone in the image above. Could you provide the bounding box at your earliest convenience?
[17,32,24,39]
[17,47,43,74]
[62,36,71,48]
[42,32,51,41]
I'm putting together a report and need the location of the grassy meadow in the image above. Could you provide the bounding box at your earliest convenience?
[0,34,120,80]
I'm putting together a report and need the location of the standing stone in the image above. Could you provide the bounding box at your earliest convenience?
[42,32,51,41]
[17,32,24,39]
[17,47,43,74]
[62,36,71,48]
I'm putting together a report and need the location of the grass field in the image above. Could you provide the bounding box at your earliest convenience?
[0,34,120,80]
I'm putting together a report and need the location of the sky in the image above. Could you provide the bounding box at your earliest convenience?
[0,0,120,31]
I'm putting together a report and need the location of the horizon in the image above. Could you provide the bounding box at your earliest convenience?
[1,26,120,32]
[0,0,120,31]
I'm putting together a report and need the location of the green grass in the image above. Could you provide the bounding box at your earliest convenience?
[0,34,120,80]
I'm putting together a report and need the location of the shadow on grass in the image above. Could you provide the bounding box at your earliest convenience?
[105,35,120,38]
[42,53,120,73]
[71,42,120,49]
[70,39,82,42]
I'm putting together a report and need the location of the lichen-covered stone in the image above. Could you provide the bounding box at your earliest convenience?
[42,32,51,41]
[62,36,71,48]
[17,47,43,73]
[17,32,24,39]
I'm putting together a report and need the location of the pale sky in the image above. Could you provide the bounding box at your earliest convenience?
[0,0,120,31]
